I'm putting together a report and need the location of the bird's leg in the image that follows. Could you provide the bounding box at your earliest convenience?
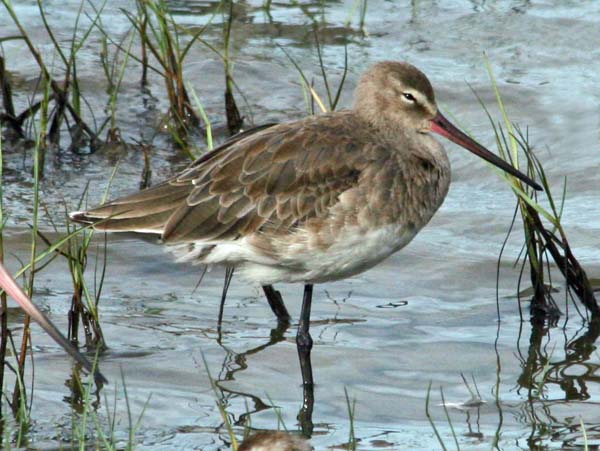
[217,267,235,333]
[296,283,314,437]
[262,285,291,324]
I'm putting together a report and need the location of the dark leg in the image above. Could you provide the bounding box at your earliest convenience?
[296,284,314,437]
[262,285,291,323]
[217,267,235,328]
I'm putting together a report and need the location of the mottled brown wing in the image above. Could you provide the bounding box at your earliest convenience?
[69,124,279,233]
[161,113,370,244]
[72,114,372,242]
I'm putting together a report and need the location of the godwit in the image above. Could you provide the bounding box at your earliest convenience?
[69,61,540,395]
[239,431,312,451]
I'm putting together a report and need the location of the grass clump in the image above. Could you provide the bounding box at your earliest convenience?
[121,0,201,154]
[1,0,101,160]
[480,57,599,323]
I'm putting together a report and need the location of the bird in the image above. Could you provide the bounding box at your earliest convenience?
[69,61,541,389]
[238,431,313,451]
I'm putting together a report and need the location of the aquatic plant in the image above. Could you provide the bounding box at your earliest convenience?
[345,0,368,35]
[344,387,357,451]
[281,26,348,115]
[426,383,459,451]
[120,0,202,154]
[0,0,101,159]
[222,1,243,136]
[0,71,106,434]
[481,57,598,321]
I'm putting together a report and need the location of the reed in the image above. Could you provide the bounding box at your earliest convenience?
[425,383,464,451]
[481,58,599,321]
[0,71,107,424]
[95,11,136,144]
[281,27,348,114]
[344,387,357,451]
[222,1,243,136]
[90,370,149,450]
[62,210,107,350]
[0,0,101,160]
[425,382,449,451]
[0,122,6,419]
[161,1,250,138]
[122,0,201,153]
[55,165,121,350]
[345,0,368,34]
[0,55,21,139]
[223,0,244,135]
[10,72,51,413]
[580,417,589,451]
[201,353,239,450]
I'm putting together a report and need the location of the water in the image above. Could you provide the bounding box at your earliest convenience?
[1,1,599,449]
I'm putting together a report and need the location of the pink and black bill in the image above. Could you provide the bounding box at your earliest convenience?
[431,112,543,191]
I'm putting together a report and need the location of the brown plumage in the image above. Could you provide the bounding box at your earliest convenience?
[73,110,447,267]
[238,431,312,451]
[71,63,538,269]
[69,62,541,389]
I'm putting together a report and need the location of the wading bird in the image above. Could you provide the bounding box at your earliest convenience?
[239,431,312,451]
[69,61,541,406]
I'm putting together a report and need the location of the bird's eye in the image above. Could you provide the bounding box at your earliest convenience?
[402,92,416,103]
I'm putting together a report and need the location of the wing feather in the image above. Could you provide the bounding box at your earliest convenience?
[73,114,373,247]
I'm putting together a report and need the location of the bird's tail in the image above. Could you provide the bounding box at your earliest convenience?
[69,181,189,234]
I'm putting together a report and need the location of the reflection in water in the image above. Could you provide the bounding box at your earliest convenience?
[464,407,484,442]
[216,321,289,420]
[215,272,315,436]
[439,313,600,450]
[213,289,600,449]
[213,319,315,438]
[517,318,600,401]
[515,317,600,449]
[63,366,101,414]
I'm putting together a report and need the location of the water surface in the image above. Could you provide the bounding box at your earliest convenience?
[1,1,599,449]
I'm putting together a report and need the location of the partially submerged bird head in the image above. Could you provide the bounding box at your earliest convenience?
[354,61,542,191]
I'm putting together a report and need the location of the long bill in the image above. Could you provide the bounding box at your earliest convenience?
[0,262,107,384]
[430,111,543,191]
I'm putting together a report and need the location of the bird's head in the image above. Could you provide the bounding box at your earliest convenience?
[354,61,542,191]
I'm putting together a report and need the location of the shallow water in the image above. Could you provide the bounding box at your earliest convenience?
[1,1,600,450]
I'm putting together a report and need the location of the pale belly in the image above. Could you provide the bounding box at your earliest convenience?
[196,223,420,286]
